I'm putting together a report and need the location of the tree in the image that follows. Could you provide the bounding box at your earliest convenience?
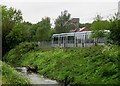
[79,23,92,29]
[29,23,38,41]
[109,15,120,45]
[54,10,73,33]
[29,17,51,42]
[2,6,23,55]
[90,15,110,44]
[90,15,110,30]
[6,24,23,49]
[6,22,32,49]
[35,17,51,41]
[19,22,32,41]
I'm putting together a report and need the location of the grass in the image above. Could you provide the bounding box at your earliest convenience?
[4,42,120,85]
[1,60,30,85]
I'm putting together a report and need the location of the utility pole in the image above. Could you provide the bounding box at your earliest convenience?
[117,1,120,19]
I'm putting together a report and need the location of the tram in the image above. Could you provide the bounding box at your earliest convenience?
[52,31,106,47]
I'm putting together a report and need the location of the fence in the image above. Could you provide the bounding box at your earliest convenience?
[38,41,52,49]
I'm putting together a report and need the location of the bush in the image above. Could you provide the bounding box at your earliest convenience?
[1,60,30,84]
[4,42,39,66]
[5,43,119,85]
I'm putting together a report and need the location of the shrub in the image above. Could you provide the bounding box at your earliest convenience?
[5,43,119,85]
[4,42,39,66]
[1,61,30,84]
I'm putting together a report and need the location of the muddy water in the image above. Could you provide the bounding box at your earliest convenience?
[16,67,62,85]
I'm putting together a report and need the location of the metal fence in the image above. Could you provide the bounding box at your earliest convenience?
[38,41,52,49]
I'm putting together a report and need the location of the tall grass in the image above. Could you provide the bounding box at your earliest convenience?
[1,61,30,85]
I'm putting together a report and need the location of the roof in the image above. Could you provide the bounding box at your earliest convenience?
[71,27,89,32]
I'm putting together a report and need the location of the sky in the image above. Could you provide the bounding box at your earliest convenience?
[0,0,120,27]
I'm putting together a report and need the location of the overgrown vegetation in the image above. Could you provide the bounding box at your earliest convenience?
[4,42,39,66]
[2,4,120,85]
[1,60,30,84]
[4,42,119,85]
[2,5,120,56]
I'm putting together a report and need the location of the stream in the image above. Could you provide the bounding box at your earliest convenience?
[16,67,62,86]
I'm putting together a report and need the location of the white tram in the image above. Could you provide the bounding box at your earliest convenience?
[52,31,106,47]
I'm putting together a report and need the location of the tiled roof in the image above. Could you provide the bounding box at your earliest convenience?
[71,27,89,32]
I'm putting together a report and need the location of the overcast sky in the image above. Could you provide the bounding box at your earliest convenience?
[1,0,120,26]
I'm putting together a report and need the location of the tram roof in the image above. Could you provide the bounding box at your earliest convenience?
[52,30,110,37]
[52,31,92,37]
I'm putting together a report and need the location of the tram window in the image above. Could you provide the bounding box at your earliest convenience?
[87,39,94,43]
[91,39,94,43]
[78,39,81,43]
[68,36,74,43]
[53,37,58,44]
[59,37,63,43]
[98,38,105,43]
[62,37,65,43]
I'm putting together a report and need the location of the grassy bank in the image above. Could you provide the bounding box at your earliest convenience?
[1,60,30,85]
[4,42,119,85]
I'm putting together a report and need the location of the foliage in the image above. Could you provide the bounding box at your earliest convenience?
[2,5,120,85]
[2,5,23,55]
[79,23,91,29]
[1,61,30,84]
[5,22,32,49]
[29,17,51,42]
[2,5,51,56]
[35,17,51,41]
[91,20,110,31]
[90,15,110,44]
[109,15,120,45]
[54,10,73,33]
[4,42,39,66]
[5,43,119,85]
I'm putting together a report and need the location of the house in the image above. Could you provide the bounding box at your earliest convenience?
[70,27,89,32]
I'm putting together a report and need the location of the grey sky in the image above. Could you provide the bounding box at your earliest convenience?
[0,0,119,26]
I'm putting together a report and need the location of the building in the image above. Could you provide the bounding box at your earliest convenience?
[70,27,89,32]
[72,18,79,24]
[71,18,79,28]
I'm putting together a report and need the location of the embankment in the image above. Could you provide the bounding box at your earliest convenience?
[1,60,30,85]
[4,42,119,85]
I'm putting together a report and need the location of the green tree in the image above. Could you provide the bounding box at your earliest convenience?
[22,22,32,41]
[2,6,23,55]
[29,17,51,42]
[90,15,110,44]
[6,22,32,49]
[54,10,73,33]
[35,17,51,41]
[5,24,23,49]
[91,15,110,30]
[109,15,120,45]
[79,23,91,29]
[29,24,38,41]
